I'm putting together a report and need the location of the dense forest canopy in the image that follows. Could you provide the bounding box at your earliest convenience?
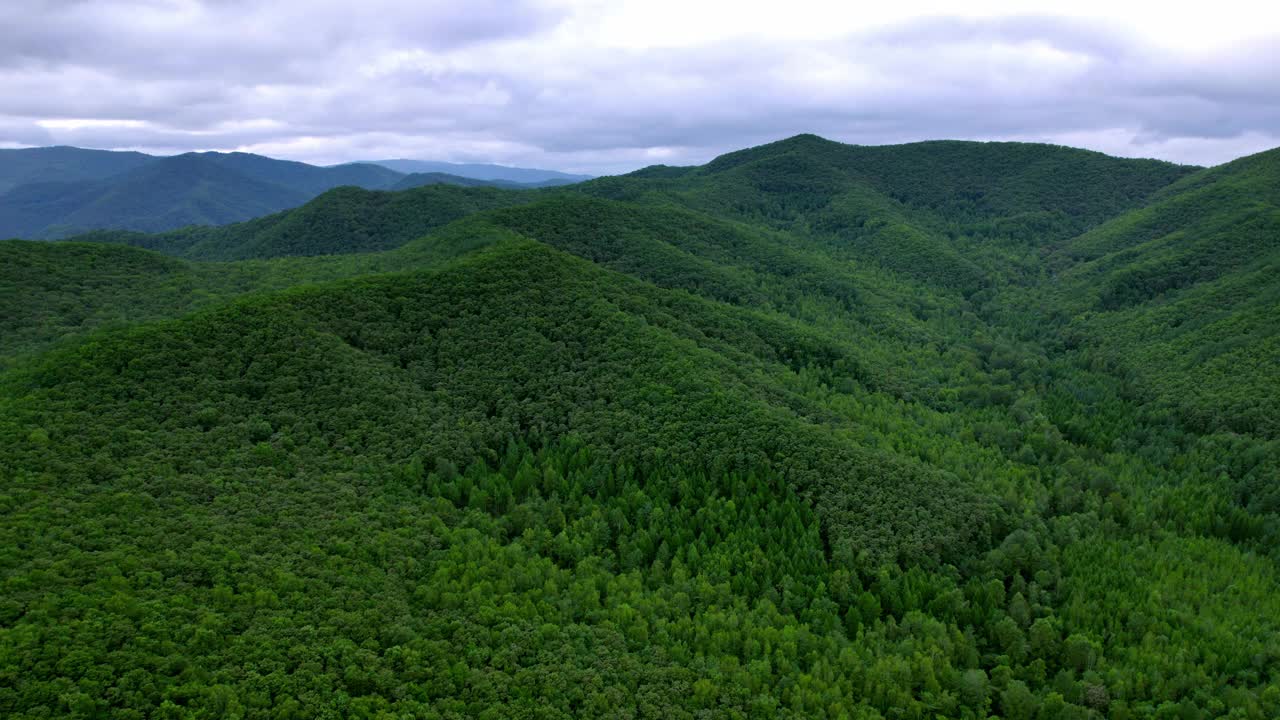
[1,135,1278,719]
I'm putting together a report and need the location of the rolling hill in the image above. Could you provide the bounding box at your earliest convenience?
[0,146,583,240]
[1048,146,1280,438]
[1,135,1277,719]
[70,184,536,261]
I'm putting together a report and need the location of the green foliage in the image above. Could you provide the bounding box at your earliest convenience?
[73,184,534,260]
[1047,147,1280,437]
[697,134,1193,226]
[0,219,515,366]
[1,134,1278,718]
[577,134,1194,297]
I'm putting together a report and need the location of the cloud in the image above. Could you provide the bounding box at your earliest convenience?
[1,1,1278,173]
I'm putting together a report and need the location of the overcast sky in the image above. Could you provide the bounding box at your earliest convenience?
[2,0,1278,174]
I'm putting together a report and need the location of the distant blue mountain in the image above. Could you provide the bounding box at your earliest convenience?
[0,146,588,239]
[366,159,590,185]
[0,146,153,194]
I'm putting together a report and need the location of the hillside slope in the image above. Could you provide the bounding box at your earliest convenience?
[2,134,1278,719]
[579,135,1198,294]
[1045,147,1280,437]
[0,218,517,366]
[72,184,536,260]
[696,135,1193,227]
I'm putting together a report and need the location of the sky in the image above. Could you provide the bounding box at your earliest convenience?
[2,0,1278,175]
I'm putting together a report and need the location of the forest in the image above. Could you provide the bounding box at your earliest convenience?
[1,134,1278,719]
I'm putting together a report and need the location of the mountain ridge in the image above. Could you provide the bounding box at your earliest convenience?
[367,157,591,184]
[0,146,588,239]
[0,145,153,194]
[2,132,1278,718]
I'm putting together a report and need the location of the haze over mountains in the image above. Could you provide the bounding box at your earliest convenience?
[0,146,589,239]
[369,158,591,185]
[3,133,1278,717]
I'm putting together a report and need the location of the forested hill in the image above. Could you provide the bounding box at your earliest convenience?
[1046,146,1280,437]
[73,184,536,261]
[588,134,1194,232]
[2,135,1278,719]
[0,146,584,239]
[572,136,1198,293]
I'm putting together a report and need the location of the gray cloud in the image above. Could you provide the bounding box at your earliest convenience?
[1,3,1277,173]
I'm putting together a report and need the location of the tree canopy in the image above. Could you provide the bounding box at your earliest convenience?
[1,135,1277,719]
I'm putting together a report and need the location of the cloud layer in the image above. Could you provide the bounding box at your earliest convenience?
[2,1,1278,173]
